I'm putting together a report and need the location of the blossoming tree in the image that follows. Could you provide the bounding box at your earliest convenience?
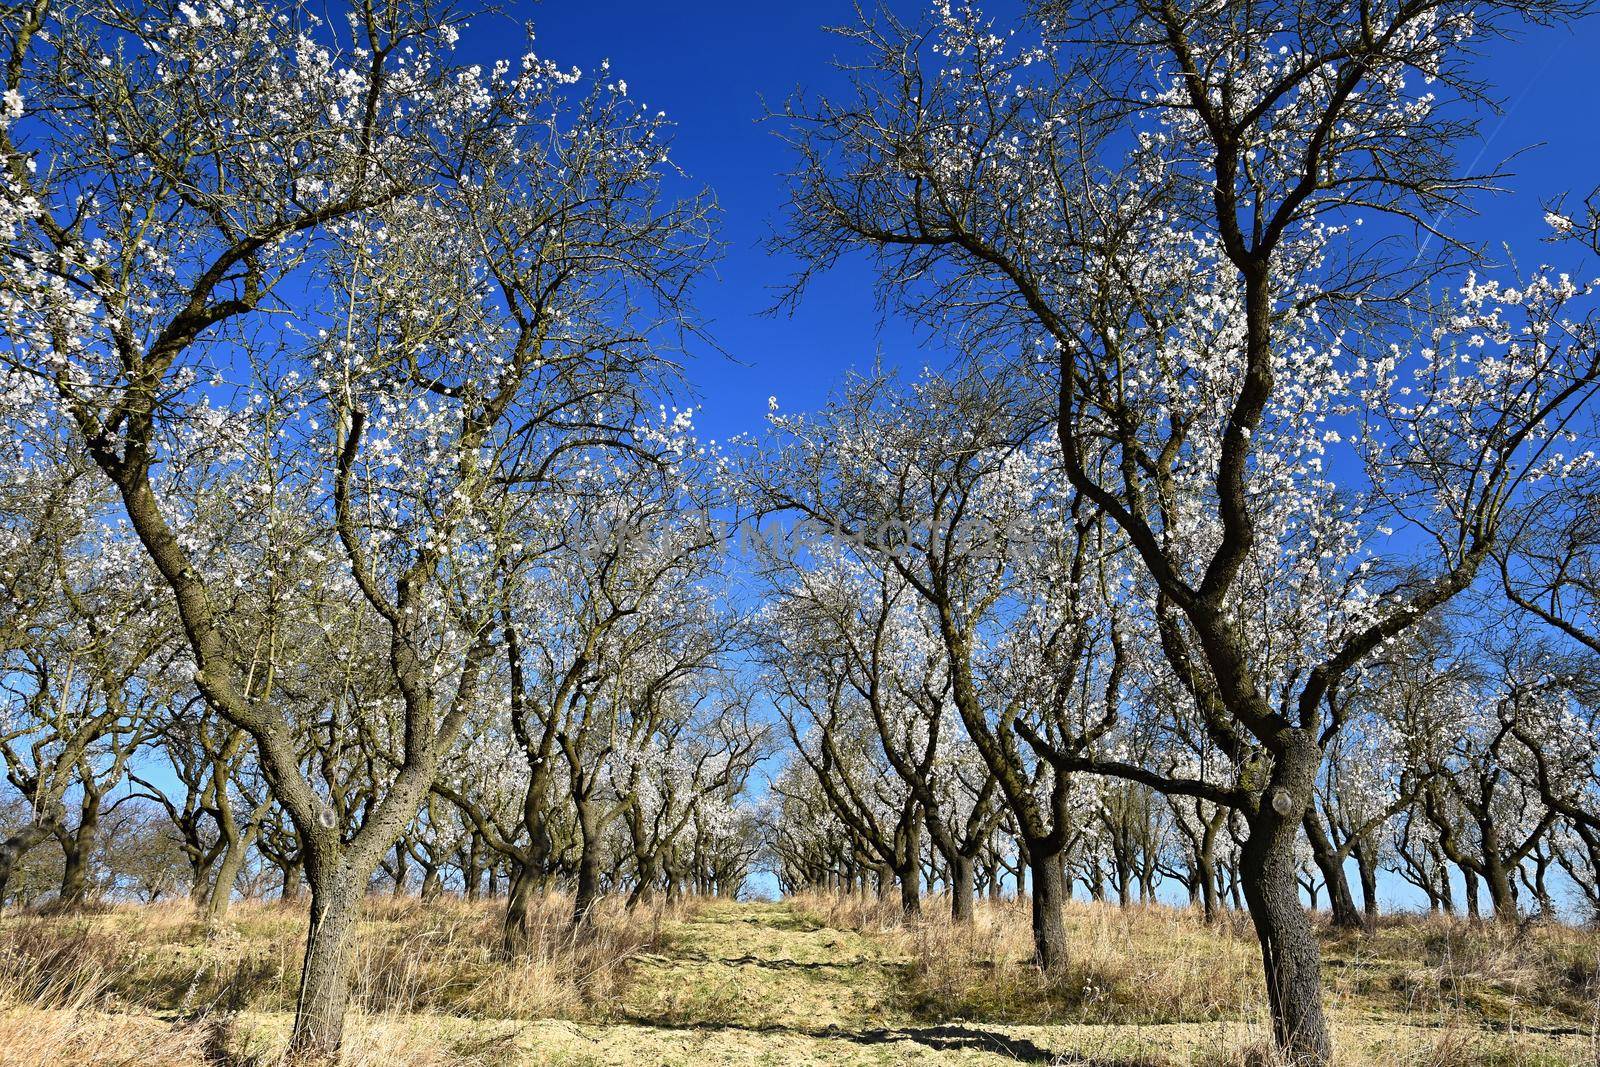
[777,1,1600,1059]
[0,0,714,1055]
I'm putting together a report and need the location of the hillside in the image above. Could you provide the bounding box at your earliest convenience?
[1,894,1594,1065]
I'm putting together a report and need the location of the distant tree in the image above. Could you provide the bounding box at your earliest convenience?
[0,434,175,909]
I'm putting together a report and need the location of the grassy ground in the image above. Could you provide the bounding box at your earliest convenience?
[0,891,1595,1065]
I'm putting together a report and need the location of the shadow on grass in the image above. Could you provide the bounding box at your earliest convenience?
[667,950,898,973]
[618,1015,1169,1065]
[727,912,824,933]
[828,1023,1059,1062]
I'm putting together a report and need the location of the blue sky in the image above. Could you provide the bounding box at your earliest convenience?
[17,3,1593,908]
[484,2,1600,909]
[62,1,1575,905]
[490,1,1600,447]
[471,1,939,443]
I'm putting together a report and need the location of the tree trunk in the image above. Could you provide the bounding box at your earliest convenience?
[205,828,251,922]
[1198,857,1220,924]
[898,863,921,917]
[1085,856,1105,901]
[1462,865,1480,920]
[1028,847,1069,972]
[56,827,91,909]
[190,854,219,907]
[0,823,55,912]
[502,859,538,956]
[1527,853,1554,916]
[1197,822,1221,923]
[950,853,975,923]
[1240,806,1332,1066]
[1139,862,1157,903]
[1483,856,1517,921]
[463,834,482,902]
[1353,838,1379,922]
[572,804,603,926]
[1303,813,1361,930]
[389,842,409,898]
[285,870,361,1061]
[209,798,271,919]
[1436,850,1455,915]
[627,854,659,909]
[281,857,303,902]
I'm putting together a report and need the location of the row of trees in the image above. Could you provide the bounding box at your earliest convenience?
[0,462,769,923]
[0,0,769,1058]
[760,507,1600,931]
[762,0,1600,1062]
[4,0,1600,1065]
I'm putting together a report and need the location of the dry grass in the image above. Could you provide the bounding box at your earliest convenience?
[788,889,1600,1065]
[0,890,1596,1065]
[1192,1030,1586,1067]
[0,891,682,1066]
[791,889,1264,1025]
[1335,914,1600,1022]
[913,901,1262,1025]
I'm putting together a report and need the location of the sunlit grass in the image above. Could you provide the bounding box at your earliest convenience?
[0,892,1595,1065]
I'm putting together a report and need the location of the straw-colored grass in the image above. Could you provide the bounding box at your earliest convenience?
[787,889,1600,1065]
[0,890,1595,1065]
[0,891,679,1066]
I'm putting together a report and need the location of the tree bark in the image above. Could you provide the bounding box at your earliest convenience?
[572,802,603,927]
[1483,855,1517,921]
[1197,819,1221,923]
[502,859,538,956]
[1029,847,1069,972]
[1113,854,1132,906]
[898,863,921,918]
[950,853,975,923]
[204,830,250,922]
[281,857,303,902]
[626,855,658,909]
[1353,838,1379,922]
[389,842,409,898]
[286,870,361,1061]
[1241,807,1332,1066]
[0,822,55,912]
[419,863,440,901]
[1435,848,1455,915]
[190,853,219,907]
[1303,812,1361,930]
[463,834,483,902]
[56,822,92,909]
